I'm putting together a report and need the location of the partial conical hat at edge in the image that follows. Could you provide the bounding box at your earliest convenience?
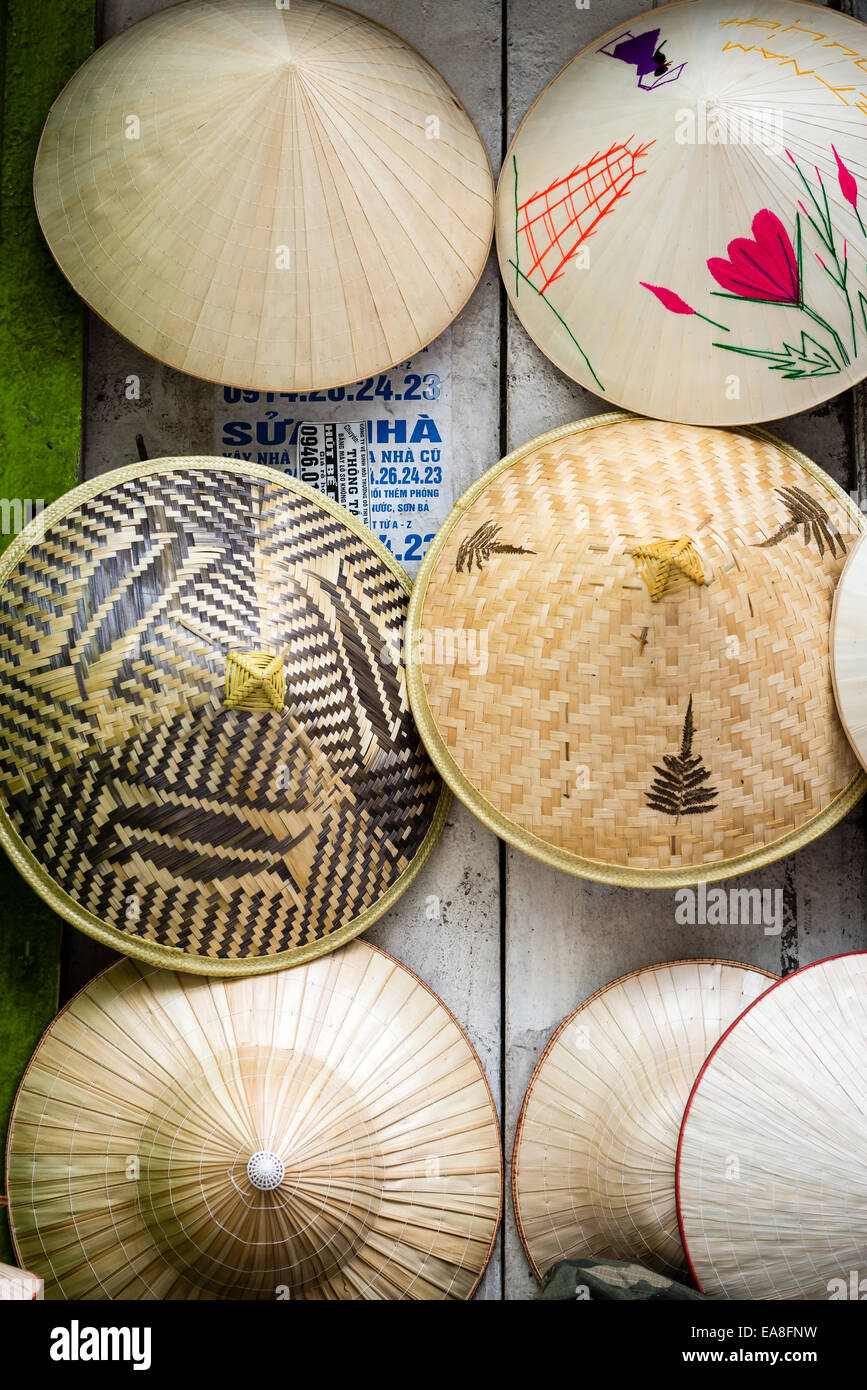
[677,952,867,1299]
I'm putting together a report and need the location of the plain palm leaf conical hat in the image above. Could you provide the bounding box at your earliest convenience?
[497,0,867,424]
[33,0,494,392]
[676,952,867,1300]
[406,414,866,886]
[0,457,448,974]
[512,959,777,1282]
[5,943,503,1300]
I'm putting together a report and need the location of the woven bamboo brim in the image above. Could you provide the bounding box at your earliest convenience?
[677,952,867,1300]
[831,533,867,773]
[496,0,867,425]
[406,415,866,886]
[0,458,448,974]
[512,959,776,1283]
[5,942,503,1300]
[33,0,494,392]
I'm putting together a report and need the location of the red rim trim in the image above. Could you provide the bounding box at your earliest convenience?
[675,950,867,1295]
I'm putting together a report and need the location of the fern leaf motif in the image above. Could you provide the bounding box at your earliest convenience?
[456,520,535,573]
[646,695,718,821]
[758,486,846,559]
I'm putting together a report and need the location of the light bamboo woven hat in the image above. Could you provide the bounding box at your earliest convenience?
[677,952,867,1300]
[5,942,502,1300]
[34,0,494,392]
[830,533,867,772]
[0,458,447,974]
[407,414,866,886]
[497,0,867,425]
[512,959,776,1283]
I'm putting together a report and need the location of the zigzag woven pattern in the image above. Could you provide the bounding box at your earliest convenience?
[0,466,442,962]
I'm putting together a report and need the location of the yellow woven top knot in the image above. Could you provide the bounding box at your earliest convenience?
[224,649,286,712]
[631,537,705,602]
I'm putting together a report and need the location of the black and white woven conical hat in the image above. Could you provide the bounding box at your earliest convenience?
[0,458,447,973]
[6,944,503,1299]
[34,0,494,391]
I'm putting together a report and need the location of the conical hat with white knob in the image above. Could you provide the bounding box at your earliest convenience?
[497,0,867,424]
[5,944,502,1300]
[34,0,494,391]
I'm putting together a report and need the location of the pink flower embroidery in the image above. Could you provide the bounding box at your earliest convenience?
[832,145,858,212]
[640,282,729,333]
[707,209,800,305]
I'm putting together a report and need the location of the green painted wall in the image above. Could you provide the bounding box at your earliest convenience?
[0,0,96,1263]
[0,0,96,549]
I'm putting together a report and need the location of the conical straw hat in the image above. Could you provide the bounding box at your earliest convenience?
[0,458,447,974]
[5,943,503,1300]
[831,533,867,772]
[34,0,494,392]
[512,959,776,1283]
[676,952,867,1300]
[406,415,866,886]
[497,0,867,425]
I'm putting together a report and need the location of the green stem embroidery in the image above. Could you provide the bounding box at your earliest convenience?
[694,311,730,332]
[508,260,605,392]
[712,331,841,379]
[513,154,520,299]
[800,304,849,366]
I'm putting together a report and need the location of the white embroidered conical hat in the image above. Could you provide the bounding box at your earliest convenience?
[497,0,867,424]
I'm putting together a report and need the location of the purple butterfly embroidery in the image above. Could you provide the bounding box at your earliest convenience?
[599,28,687,90]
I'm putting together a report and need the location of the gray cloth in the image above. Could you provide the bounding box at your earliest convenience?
[535,1257,707,1301]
